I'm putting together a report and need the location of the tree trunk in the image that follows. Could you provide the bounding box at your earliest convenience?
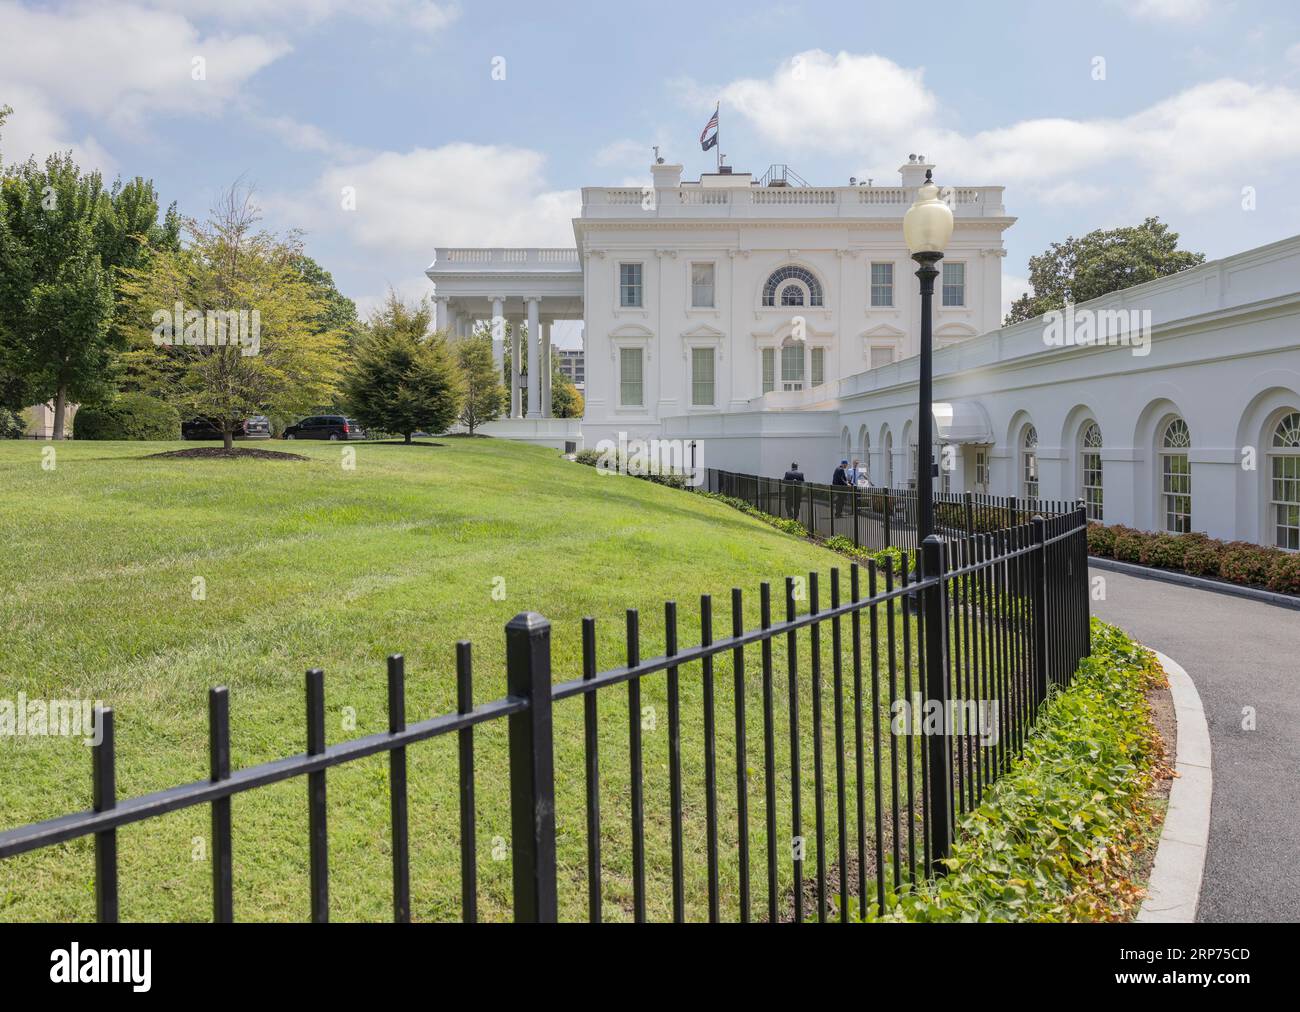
[224,427,234,451]
[404,432,412,444]
[51,387,67,440]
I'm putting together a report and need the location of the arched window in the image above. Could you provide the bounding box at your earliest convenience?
[780,284,804,307]
[762,265,824,307]
[1160,418,1192,533]
[1270,411,1300,549]
[1022,425,1039,500]
[1081,422,1103,521]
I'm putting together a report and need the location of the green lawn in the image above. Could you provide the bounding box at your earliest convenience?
[0,436,925,922]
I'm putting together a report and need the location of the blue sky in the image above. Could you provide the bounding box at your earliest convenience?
[2,0,1299,349]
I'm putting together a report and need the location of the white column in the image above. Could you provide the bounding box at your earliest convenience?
[525,297,541,418]
[510,316,522,418]
[434,297,449,333]
[491,297,505,377]
[541,322,553,418]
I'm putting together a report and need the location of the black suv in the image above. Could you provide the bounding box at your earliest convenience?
[283,415,364,440]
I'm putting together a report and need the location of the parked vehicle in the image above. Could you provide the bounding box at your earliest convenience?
[282,415,365,440]
[182,416,273,440]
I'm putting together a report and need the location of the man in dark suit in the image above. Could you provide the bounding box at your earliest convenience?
[831,459,850,517]
[783,462,805,519]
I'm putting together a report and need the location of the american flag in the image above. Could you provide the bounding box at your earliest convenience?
[700,105,719,151]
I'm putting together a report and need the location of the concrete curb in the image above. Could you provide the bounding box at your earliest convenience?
[1136,649,1212,924]
[1089,555,1300,611]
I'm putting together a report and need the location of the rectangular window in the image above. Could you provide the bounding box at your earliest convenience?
[619,263,642,308]
[975,450,988,490]
[761,348,775,393]
[780,344,804,391]
[1023,450,1039,500]
[1082,450,1104,521]
[810,347,824,387]
[691,347,715,406]
[691,262,715,308]
[942,262,965,307]
[619,347,643,406]
[870,262,894,307]
[869,345,894,370]
[1162,453,1191,532]
[1274,455,1300,549]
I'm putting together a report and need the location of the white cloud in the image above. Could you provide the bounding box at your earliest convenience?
[0,1,287,167]
[293,142,579,256]
[710,51,1300,213]
[143,0,461,33]
[1128,0,1211,23]
[699,50,936,153]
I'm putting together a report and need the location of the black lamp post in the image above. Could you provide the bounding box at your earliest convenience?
[903,169,955,542]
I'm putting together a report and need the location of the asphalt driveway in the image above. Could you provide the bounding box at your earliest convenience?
[1089,567,1300,922]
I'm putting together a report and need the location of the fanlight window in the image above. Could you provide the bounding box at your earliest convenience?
[762,265,823,307]
[1081,422,1103,521]
[1161,418,1192,533]
[1270,411,1300,550]
[1022,424,1039,501]
[780,284,804,307]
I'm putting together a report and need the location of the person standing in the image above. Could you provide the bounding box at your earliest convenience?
[832,459,850,518]
[783,462,805,520]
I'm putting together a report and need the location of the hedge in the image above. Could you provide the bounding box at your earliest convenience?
[74,394,180,440]
[1086,521,1297,595]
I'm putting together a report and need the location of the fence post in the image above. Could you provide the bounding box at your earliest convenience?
[920,535,952,875]
[506,612,558,922]
[1030,517,1049,710]
[1008,494,1019,529]
[963,491,974,538]
[852,485,860,548]
[883,487,891,548]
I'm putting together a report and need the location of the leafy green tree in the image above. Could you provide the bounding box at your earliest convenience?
[0,104,25,412]
[293,253,361,350]
[345,292,463,443]
[455,332,504,434]
[550,354,583,418]
[119,184,345,449]
[1004,217,1205,325]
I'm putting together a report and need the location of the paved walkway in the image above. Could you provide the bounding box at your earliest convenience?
[1090,567,1300,922]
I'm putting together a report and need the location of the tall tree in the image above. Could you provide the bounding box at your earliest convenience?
[344,292,463,443]
[1004,217,1205,325]
[550,354,583,419]
[455,332,504,434]
[0,104,30,413]
[0,153,115,436]
[120,183,345,450]
[293,253,362,351]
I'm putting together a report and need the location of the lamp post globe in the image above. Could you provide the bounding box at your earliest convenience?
[904,170,953,544]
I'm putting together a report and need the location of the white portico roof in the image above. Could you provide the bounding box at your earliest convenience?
[425,247,584,320]
[933,400,993,445]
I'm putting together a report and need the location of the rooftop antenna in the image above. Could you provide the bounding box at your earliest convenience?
[653,144,664,165]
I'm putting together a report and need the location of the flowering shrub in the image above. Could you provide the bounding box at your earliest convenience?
[1218,541,1279,586]
[1140,533,1189,569]
[1267,552,1300,594]
[1113,528,1148,563]
[1086,522,1116,558]
[1181,537,1223,577]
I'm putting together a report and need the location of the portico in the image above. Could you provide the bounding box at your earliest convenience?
[425,248,584,426]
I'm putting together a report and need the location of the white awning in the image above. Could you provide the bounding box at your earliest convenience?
[933,400,992,445]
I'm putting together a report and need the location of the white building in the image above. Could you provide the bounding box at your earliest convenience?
[427,157,1300,549]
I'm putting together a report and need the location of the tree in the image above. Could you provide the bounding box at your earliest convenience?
[455,332,504,434]
[550,354,583,418]
[293,253,362,351]
[0,104,25,413]
[344,292,463,443]
[0,154,116,436]
[119,183,345,450]
[1004,217,1205,325]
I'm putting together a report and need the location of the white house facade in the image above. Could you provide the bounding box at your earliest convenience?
[427,157,1300,550]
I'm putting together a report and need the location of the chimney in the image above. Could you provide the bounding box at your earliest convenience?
[899,153,935,188]
[651,162,683,189]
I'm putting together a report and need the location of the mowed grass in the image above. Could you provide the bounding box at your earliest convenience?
[0,436,923,922]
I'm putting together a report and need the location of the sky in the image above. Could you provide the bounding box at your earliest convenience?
[2,0,1299,351]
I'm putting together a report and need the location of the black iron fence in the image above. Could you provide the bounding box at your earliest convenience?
[702,467,1079,552]
[0,510,1091,923]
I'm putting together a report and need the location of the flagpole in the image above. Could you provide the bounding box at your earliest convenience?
[716,101,721,171]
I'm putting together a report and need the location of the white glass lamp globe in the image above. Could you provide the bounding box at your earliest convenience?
[903,171,954,255]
